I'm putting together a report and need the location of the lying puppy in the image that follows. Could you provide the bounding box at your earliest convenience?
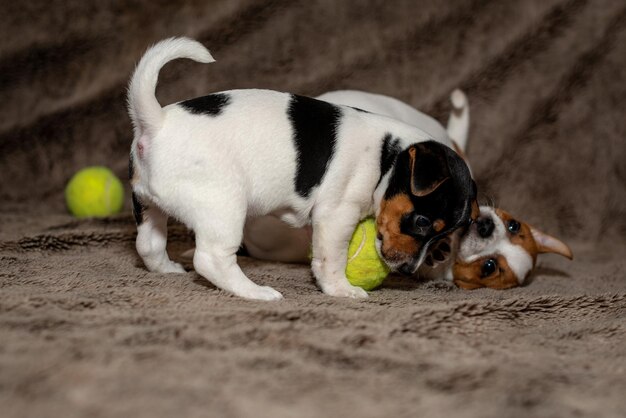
[127,38,478,300]
[245,90,573,289]
[451,206,572,289]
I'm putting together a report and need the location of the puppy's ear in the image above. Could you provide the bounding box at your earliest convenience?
[530,227,573,260]
[408,143,450,197]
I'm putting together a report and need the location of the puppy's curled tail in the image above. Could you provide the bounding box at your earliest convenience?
[127,37,214,137]
[446,89,470,152]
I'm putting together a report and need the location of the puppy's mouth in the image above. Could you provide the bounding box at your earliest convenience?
[457,224,478,250]
[378,237,440,276]
[467,219,481,236]
[375,236,425,275]
[457,218,497,262]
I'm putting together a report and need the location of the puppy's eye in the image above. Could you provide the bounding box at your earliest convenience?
[400,213,432,236]
[507,220,521,234]
[410,214,432,235]
[413,215,431,228]
[481,258,497,277]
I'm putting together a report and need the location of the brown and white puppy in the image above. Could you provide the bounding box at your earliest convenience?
[448,207,572,289]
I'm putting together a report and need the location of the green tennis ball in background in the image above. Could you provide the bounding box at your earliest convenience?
[65,166,124,218]
[346,218,390,291]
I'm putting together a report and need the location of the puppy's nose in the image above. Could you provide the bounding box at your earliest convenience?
[476,216,495,238]
[398,263,414,276]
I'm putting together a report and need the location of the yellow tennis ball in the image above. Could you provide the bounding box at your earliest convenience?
[65,166,124,218]
[346,218,390,291]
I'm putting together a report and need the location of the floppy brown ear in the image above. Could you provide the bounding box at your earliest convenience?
[530,227,573,260]
[408,145,450,197]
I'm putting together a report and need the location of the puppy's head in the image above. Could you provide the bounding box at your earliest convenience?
[376,141,478,274]
[453,207,573,289]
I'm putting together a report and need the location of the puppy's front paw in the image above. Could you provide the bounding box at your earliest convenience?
[321,282,369,299]
[164,261,186,273]
[238,285,284,301]
[424,238,452,267]
[150,260,186,274]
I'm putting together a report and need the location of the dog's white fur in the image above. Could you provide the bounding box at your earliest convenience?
[128,37,462,301]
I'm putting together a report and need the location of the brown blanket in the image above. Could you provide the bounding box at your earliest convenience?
[1,1,625,417]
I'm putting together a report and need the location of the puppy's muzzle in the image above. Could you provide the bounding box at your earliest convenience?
[398,262,417,276]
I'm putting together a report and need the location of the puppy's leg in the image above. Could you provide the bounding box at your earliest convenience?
[311,204,368,299]
[136,206,186,273]
[192,205,283,301]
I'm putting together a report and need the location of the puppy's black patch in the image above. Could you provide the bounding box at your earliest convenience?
[378,133,402,186]
[132,192,145,225]
[288,95,342,197]
[179,93,230,116]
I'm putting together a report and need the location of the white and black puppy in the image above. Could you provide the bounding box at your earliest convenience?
[243,89,470,262]
[245,90,573,290]
[127,37,477,300]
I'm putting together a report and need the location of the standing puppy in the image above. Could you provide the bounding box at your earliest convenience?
[128,37,477,300]
[244,89,469,263]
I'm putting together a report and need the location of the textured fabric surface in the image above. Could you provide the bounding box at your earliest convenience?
[1,1,625,417]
